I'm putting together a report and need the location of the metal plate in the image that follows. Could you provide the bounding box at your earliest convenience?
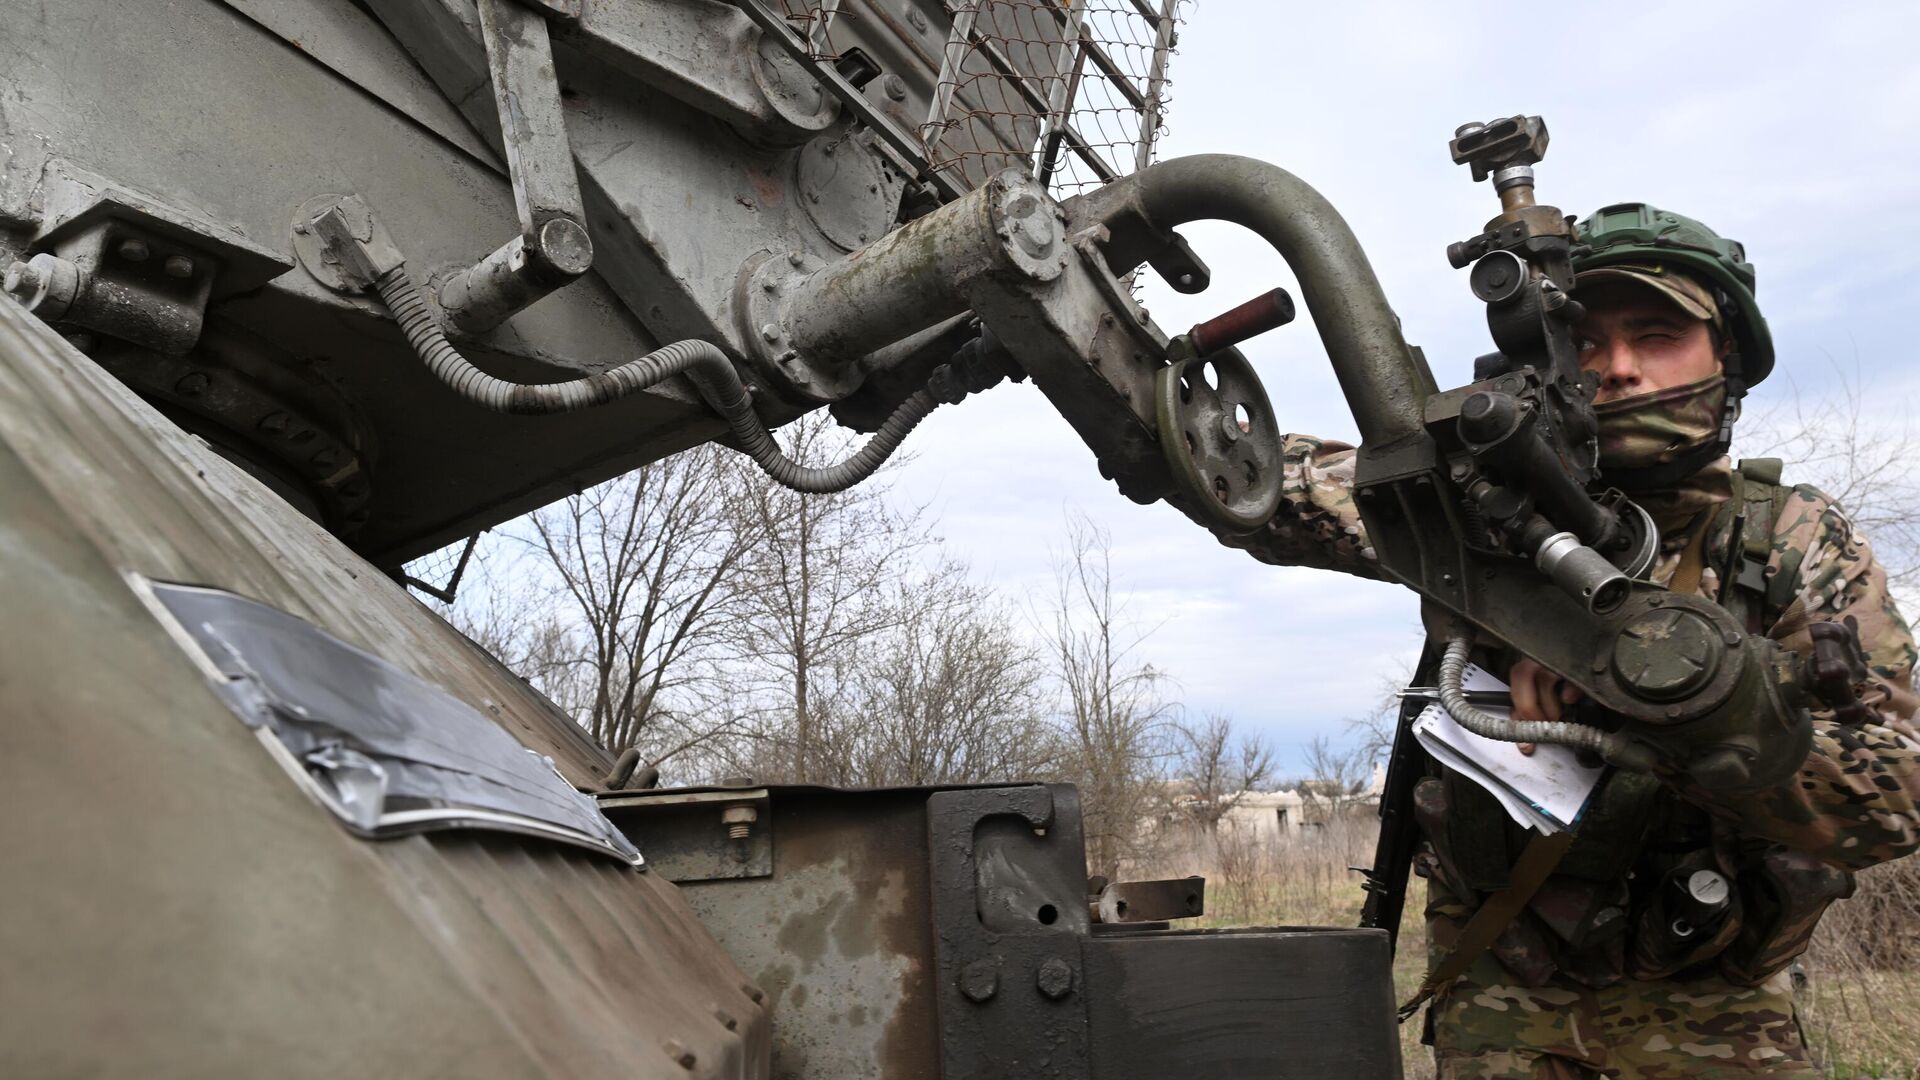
[1085,928,1404,1080]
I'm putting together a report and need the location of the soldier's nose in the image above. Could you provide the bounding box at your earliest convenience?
[1598,344,1643,394]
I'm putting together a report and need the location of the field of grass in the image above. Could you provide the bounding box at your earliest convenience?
[1141,816,1920,1079]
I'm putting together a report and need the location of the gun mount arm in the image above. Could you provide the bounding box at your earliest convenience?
[991,154,1810,789]
[1070,155,1436,447]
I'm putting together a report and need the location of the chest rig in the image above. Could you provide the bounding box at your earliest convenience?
[1420,459,1843,988]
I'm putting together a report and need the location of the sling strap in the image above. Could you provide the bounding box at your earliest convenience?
[1670,514,1713,597]
[1398,829,1576,1021]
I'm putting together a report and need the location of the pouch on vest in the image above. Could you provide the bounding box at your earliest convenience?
[1629,848,1744,980]
[1719,846,1855,986]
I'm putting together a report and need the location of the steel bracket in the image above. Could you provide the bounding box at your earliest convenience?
[926,784,1093,1079]
[435,0,594,334]
[0,158,295,356]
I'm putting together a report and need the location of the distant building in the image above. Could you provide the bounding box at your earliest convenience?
[1195,760,1386,843]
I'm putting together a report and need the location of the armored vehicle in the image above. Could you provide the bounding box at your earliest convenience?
[0,2,1412,1076]
[7,3,1836,1077]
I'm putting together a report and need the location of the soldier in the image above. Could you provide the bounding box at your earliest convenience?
[1258,204,1919,1078]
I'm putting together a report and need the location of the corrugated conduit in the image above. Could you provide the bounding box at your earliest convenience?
[1438,632,1622,757]
[373,268,934,494]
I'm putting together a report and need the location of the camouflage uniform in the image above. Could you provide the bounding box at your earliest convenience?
[1245,424,1920,1078]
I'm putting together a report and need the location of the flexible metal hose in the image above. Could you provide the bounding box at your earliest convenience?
[1439,633,1620,757]
[373,268,933,493]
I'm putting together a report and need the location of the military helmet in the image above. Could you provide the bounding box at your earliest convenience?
[1573,203,1774,393]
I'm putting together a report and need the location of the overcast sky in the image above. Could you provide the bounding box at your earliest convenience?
[877,0,1920,773]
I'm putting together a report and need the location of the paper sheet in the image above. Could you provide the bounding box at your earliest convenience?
[1411,664,1606,833]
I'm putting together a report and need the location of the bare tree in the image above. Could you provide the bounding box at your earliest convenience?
[799,564,1057,787]
[1296,733,1373,821]
[1173,712,1275,830]
[512,443,760,762]
[1739,366,1920,598]
[722,413,932,782]
[1345,654,1419,764]
[1045,512,1179,878]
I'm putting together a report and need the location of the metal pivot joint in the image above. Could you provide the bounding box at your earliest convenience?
[436,0,595,334]
[751,168,1065,401]
[1154,289,1294,534]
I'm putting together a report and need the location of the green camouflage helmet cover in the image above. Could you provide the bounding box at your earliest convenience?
[1573,203,1775,392]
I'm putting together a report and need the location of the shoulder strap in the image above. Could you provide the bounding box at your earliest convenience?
[1398,830,1575,1021]
[1725,458,1789,631]
[1740,456,1783,487]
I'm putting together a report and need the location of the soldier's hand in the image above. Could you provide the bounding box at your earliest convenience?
[1509,658,1584,728]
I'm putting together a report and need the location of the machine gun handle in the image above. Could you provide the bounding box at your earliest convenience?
[1808,622,1873,725]
[1188,288,1295,355]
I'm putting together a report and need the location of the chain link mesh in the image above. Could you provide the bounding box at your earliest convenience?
[402,535,479,603]
[775,0,1188,196]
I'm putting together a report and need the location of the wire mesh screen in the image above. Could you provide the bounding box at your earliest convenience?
[402,534,480,604]
[773,0,1188,197]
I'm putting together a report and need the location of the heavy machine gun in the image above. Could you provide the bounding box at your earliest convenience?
[0,2,1861,1075]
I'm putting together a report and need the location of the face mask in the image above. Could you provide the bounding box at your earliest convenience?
[1594,373,1727,473]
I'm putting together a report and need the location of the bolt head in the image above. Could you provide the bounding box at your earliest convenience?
[959,959,999,1002]
[760,323,781,343]
[787,251,806,267]
[1035,957,1074,1000]
[3,260,39,297]
[163,255,195,279]
[117,238,151,262]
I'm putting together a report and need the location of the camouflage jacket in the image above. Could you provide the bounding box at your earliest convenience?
[1250,435,1919,1068]
[1252,435,1920,873]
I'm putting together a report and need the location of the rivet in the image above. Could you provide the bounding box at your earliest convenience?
[662,1039,697,1070]
[174,371,211,396]
[712,1005,738,1031]
[164,255,195,279]
[117,238,150,262]
[741,983,766,1005]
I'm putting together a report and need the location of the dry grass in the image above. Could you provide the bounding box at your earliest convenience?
[1141,817,1920,1079]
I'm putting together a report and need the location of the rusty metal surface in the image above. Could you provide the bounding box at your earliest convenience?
[601,789,775,881]
[1092,877,1206,924]
[0,293,768,1077]
[643,787,946,1079]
